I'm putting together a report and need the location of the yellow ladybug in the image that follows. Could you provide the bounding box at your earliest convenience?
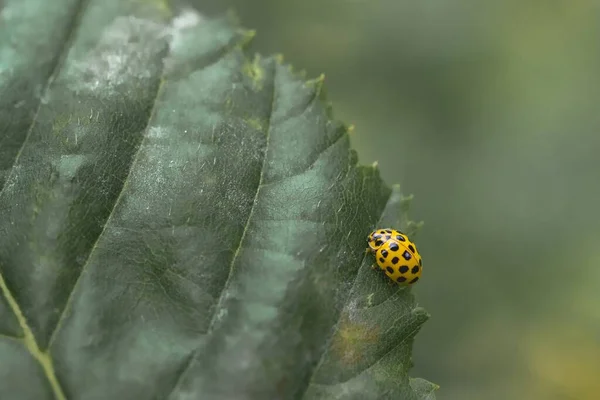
[366,228,422,285]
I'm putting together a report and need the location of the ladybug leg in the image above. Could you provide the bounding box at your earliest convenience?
[371,263,378,270]
[387,279,395,286]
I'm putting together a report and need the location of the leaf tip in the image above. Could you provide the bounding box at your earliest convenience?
[401,193,415,201]
[406,220,425,237]
[313,72,326,86]
[399,193,415,214]
[415,306,431,320]
[410,378,440,398]
[285,63,307,79]
[240,29,257,47]
[221,8,255,50]
[242,53,266,89]
[307,72,325,84]
[306,73,326,97]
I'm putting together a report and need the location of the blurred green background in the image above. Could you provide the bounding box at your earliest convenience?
[194,1,600,399]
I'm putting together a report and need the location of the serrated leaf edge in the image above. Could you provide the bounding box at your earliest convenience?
[0,7,436,398]
[298,187,395,398]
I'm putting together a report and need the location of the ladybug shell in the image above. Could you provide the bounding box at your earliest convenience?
[368,229,422,285]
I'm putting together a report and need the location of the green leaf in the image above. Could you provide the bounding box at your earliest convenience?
[0,1,436,399]
[410,378,440,400]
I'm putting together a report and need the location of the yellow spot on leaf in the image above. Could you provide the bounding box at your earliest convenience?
[242,54,265,90]
[246,117,263,131]
[331,313,380,366]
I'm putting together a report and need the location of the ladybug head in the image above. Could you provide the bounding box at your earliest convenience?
[367,230,385,251]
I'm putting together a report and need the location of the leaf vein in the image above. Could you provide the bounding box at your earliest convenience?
[0,332,23,342]
[46,77,167,349]
[347,318,423,383]
[260,128,348,189]
[165,60,278,400]
[204,78,277,335]
[0,271,67,400]
[299,188,394,398]
[306,312,422,389]
[0,2,89,399]
[0,0,89,197]
[358,289,403,311]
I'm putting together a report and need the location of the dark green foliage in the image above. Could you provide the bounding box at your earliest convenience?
[0,1,435,398]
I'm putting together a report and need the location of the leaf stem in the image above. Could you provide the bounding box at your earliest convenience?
[0,273,66,400]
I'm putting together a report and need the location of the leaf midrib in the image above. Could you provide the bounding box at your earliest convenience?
[0,1,88,399]
[0,273,65,399]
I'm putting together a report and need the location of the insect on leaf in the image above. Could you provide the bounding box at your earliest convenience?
[0,0,436,399]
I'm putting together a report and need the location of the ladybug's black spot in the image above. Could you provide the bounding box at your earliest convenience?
[375,240,383,246]
[385,229,392,234]
[373,234,382,240]
[408,244,415,253]
[397,276,407,283]
[399,265,409,273]
[391,257,399,265]
[412,265,420,274]
[396,235,406,242]
[385,235,391,241]
[386,266,394,274]
[389,242,399,252]
[410,277,419,284]
[403,251,411,260]
[419,258,422,266]
[379,257,385,263]
[379,230,386,235]
[381,249,389,258]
